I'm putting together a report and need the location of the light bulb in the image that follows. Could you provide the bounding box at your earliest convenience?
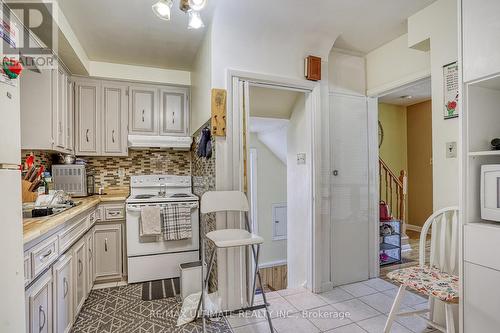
[188,11,204,29]
[188,0,207,11]
[152,0,173,21]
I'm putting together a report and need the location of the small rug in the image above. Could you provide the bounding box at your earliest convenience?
[142,278,180,301]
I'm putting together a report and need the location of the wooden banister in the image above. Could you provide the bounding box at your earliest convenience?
[379,158,407,232]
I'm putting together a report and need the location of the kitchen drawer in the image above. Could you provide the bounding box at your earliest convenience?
[104,205,125,221]
[31,235,59,277]
[464,223,500,270]
[59,215,90,254]
[24,252,32,286]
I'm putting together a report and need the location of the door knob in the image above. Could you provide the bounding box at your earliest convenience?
[333,170,339,176]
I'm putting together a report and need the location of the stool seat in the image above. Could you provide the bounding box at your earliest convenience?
[206,229,264,248]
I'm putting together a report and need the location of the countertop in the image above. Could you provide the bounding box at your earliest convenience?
[23,189,129,245]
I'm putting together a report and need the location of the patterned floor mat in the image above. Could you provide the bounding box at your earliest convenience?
[71,284,232,333]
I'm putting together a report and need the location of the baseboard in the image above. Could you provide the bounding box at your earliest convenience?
[259,259,287,269]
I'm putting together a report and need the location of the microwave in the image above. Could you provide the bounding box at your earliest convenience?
[481,164,500,222]
[52,164,95,197]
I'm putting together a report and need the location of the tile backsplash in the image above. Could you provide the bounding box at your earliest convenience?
[83,149,191,188]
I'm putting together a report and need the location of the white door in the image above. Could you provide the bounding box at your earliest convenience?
[102,83,128,155]
[75,80,101,155]
[94,224,122,281]
[330,93,370,286]
[26,270,53,333]
[72,239,87,317]
[129,86,158,135]
[86,230,95,293]
[0,82,20,164]
[53,254,73,333]
[54,68,66,150]
[159,88,188,136]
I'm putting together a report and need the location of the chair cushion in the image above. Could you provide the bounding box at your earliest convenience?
[387,265,459,303]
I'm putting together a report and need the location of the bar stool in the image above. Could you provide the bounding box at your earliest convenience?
[196,191,274,333]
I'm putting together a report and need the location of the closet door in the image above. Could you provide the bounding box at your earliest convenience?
[159,87,188,136]
[129,86,158,135]
[102,83,128,156]
[330,93,370,286]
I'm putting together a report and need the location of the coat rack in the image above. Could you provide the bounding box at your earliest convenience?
[211,88,227,137]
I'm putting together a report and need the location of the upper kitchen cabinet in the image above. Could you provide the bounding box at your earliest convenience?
[75,79,102,156]
[102,83,128,156]
[129,85,158,135]
[159,87,189,136]
[462,0,500,82]
[20,63,73,153]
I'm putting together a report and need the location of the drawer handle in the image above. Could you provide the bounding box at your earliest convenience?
[108,211,122,216]
[63,277,69,298]
[39,249,53,261]
[78,259,83,276]
[142,109,145,122]
[112,130,115,143]
[172,112,175,124]
[39,305,46,333]
[86,129,89,142]
[104,238,108,252]
[89,247,93,260]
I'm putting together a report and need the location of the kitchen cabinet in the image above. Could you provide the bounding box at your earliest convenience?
[86,229,95,293]
[159,87,189,136]
[75,79,101,155]
[129,85,158,135]
[53,254,73,333]
[102,83,128,156]
[462,0,500,82]
[25,269,53,333]
[94,224,122,281]
[72,238,87,317]
[20,62,73,153]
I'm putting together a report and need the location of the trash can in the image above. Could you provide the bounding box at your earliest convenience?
[180,261,203,300]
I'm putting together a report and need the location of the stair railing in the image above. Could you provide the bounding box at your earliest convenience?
[379,158,407,233]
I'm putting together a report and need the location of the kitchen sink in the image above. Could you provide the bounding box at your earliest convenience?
[23,201,80,219]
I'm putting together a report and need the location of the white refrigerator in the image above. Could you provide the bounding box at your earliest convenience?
[0,62,26,331]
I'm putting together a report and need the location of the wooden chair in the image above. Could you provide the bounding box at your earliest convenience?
[384,207,459,333]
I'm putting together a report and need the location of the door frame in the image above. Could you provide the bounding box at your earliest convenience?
[217,69,321,309]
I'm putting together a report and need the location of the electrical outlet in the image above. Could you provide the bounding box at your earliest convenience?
[118,168,125,178]
[446,142,457,158]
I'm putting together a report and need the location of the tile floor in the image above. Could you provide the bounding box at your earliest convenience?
[226,278,438,333]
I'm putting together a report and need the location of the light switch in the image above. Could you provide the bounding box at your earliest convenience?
[446,142,457,158]
[297,153,306,165]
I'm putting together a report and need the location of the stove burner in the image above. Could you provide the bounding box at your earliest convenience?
[170,193,191,198]
[134,194,156,199]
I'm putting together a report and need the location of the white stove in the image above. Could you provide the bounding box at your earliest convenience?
[126,175,200,283]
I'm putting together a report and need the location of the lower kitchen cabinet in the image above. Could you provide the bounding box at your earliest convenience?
[73,238,87,318]
[86,229,95,293]
[94,224,122,281]
[25,269,53,333]
[53,254,73,333]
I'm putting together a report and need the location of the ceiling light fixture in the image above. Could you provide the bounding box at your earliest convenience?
[188,0,207,11]
[400,95,413,99]
[152,0,173,21]
[188,11,204,29]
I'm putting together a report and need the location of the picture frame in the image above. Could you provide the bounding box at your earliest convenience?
[443,61,459,119]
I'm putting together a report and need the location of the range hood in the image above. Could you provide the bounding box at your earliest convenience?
[128,135,192,151]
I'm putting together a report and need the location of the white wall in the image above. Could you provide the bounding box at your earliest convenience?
[286,94,311,288]
[365,34,431,96]
[190,30,213,134]
[329,49,366,95]
[249,134,287,266]
[407,0,459,210]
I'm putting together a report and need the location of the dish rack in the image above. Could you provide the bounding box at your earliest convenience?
[379,219,402,266]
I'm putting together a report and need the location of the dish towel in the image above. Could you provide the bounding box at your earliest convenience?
[161,203,197,241]
[140,206,162,237]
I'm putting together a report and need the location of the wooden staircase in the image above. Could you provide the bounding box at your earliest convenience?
[379,158,410,251]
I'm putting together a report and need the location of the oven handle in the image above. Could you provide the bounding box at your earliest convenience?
[126,204,199,213]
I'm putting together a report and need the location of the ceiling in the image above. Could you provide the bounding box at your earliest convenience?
[56,0,436,71]
[379,77,432,106]
[249,86,301,119]
[57,0,216,70]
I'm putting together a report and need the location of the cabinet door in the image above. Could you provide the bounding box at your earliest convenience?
[463,0,500,82]
[53,254,73,333]
[159,87,188,136]
[102,83,128,156]
[75,80,101,155]
[86,229,95,293]
[26,270,53,333]
[66,80,74,153]
[94,224,122,281]
[54,68,67,150]
[72,239,87,317]
[129,86,158,135]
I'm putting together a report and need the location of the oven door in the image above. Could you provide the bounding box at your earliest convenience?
[126,202,200,257]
